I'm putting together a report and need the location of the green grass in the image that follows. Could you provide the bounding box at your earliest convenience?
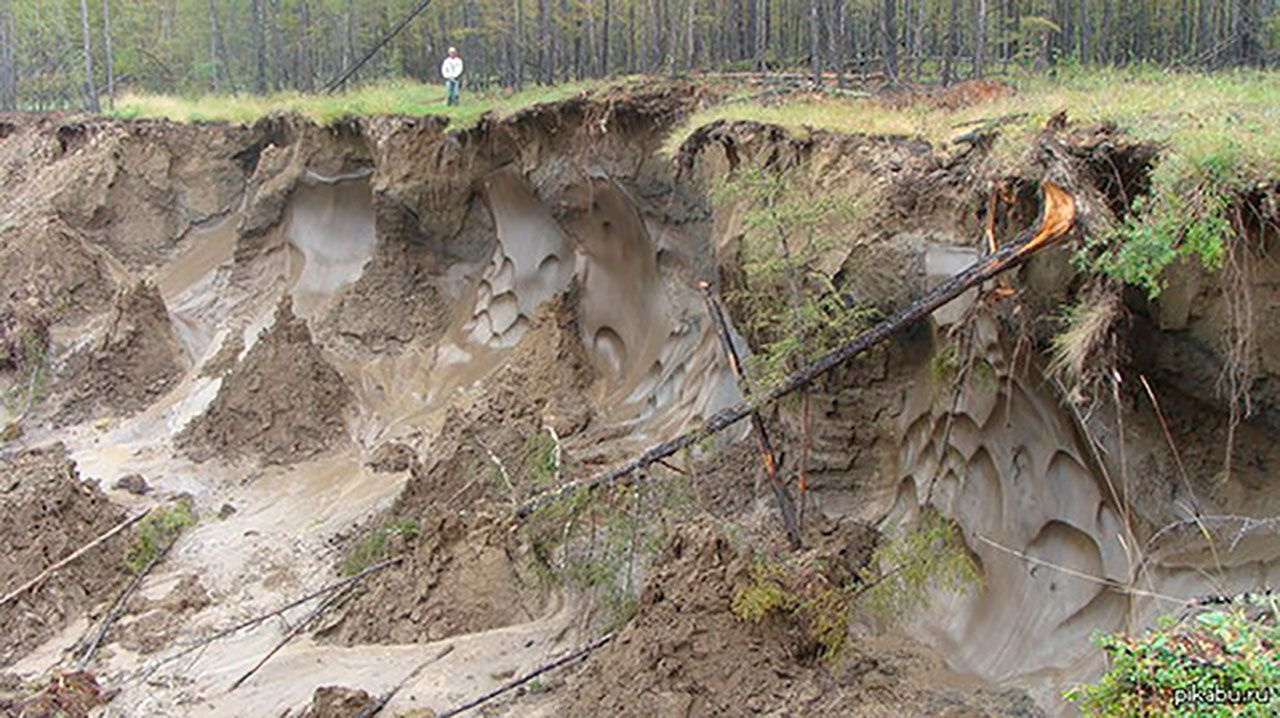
[665,66,1280,178]
[108,77,604,127]
[339,516,421,577]
[124,500,197,573]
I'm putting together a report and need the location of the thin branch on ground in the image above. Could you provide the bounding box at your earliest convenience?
[77,537,170,669]
[230,582,355,691]
[976,533,1189,606]
[436,633,615,718]
[1,508,151,607]
[356,644,456,717]
[147,556,402,675]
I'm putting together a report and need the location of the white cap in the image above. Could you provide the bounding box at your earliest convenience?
[448,47,457,53]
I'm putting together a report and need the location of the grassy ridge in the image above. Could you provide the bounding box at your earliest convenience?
[109,78,602,126]
[666,67,1280,176]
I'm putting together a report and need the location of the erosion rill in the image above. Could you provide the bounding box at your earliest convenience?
[0,83,1276,716]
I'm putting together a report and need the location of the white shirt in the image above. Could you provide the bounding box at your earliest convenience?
[441,56,463,80]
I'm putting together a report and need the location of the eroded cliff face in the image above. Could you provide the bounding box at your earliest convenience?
[678,118,1280,712]
[0,83,1275,716]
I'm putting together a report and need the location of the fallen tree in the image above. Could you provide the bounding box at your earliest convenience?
[517,179,1077,522]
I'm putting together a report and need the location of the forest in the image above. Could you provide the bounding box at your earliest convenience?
[0,0,1276,111]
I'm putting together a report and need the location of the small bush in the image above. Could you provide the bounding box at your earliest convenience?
[124,500,196,573]
[339,517,421,577]
[731,559,858,662]
[858,508,981,619]
[1081,151,1237,299]
[1065,605,1280,716]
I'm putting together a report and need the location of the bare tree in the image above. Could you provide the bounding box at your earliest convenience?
[0,0,14,110]
[252,0,268,93]
[79,0,99,112]
[883,0,898,80]
[102,0,114,109]
[972,0,986,77]
[943,0,960,84]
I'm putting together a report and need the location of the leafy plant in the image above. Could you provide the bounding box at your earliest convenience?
[857,508,981,619]
[1080,151,1237,299]
[339,517,421,577]
[714,165,877,395]
[731,558,858,662]
[123,500,197,573]
[1065,604,1280,716]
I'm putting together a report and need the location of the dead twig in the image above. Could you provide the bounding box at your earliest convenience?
[698,281,802,549]
[151,556,402,673]
[976,533,1188,606]
[518,181,1076,519]
[230,582,354,691]
[77,536,170,669]
[355,644,456,717]
[2,508,151,607]
[436,633,615,718]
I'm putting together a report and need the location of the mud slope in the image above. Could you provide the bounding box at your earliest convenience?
[0,444,131,668]
[0,81,1275,718]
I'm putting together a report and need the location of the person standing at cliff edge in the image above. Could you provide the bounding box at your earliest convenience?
[441,47,463,106]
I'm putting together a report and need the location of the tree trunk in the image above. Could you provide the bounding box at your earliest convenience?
[882,0,897,80]
[1236,0,1260,65]
[252,0,268,92]
[601,0,610,75]
[971,0,985,78]
[79,0,100,112]
[943,0,960,84]
[514,0,524,88]
[101,0,114,108]
[1078,0,1088,64]
[0,0,14,110]
[809,0,820,83]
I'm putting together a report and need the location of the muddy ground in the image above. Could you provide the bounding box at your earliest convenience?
[0,80,1276,717]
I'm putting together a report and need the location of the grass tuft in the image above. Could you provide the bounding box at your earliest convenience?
[124,500,196,574]
[339,517,420,577]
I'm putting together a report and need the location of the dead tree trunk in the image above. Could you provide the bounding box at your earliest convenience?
[78,0,100,112]
[700,282,803,549]
[101,0,114,109]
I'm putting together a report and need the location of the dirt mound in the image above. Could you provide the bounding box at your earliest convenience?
[318,236,447,354]
[324,511,542,646]
[53,281,185,425]
[0,299,49,375]
[326,294,595,645]
[880,79,1015,111]
[0,670,107,718]
[557,526,1041,717]
[298,686,377,717]
[177,299,353,465]
[0,444,131,668]
[0,218,120,329]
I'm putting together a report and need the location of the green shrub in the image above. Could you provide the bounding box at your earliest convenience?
[712,166,877,394]
[1065,606,1280,716]
[858,508,981,619]
[1081,151,1237,299]
[731,559,857,662]
[124,500,196,573]
[339,517,421,577]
